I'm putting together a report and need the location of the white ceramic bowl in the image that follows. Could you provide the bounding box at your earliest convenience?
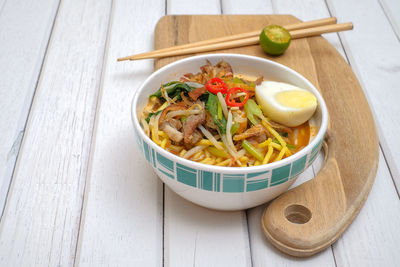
[132,54,328,210]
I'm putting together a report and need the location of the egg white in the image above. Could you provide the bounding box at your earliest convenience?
[255,81,317,127]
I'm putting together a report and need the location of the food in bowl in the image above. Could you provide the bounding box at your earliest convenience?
[139,60,318,167]
[132,54,328,210]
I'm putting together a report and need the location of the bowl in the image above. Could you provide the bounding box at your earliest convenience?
[131,54,328,210]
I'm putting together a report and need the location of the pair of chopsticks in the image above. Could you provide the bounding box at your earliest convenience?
[117,17,353,61]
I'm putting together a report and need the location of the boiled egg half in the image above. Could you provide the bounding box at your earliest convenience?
[255,81,317,127]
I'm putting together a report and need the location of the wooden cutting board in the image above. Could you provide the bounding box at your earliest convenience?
[154,15,379,257]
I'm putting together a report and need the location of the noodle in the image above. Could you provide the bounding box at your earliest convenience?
[262,120,287,147]
[258,138,272,148]
[183,145,207,159]
[216,158,231,166]
[215,157,224,163]
[263,144,274,164]
[141,60,313,167]
[179,149,187,157]
[270,142,282,150]
[156,101,169,112]
[274,147,287,162]
[160,137,168,149]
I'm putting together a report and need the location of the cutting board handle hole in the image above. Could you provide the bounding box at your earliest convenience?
[284,204,312,224]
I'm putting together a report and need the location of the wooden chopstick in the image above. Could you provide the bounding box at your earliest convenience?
[117,17,337,61]
[290,22,353,39]
[118,20,353,61]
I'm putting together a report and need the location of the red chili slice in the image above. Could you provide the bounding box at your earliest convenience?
[225,87,249,107]
[205,78,228,94]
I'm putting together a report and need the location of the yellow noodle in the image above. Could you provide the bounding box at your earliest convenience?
[215,157,224,163]
[258,138,272,148]
[151,133,161,145]
[208,155,216,164]
[262,120,287,147]
[160,138,168,149]
[150,118,158,144]
[196,139,213,146]
[254,160,261,166]
[270,142,282,150]
[239,156,248,164]
[179,149,187,157]
[194,150,203,158]
[158,131,168,138]
[264,136,291,157]
[196,139,224,147]
[156,101,169,112]
[262,144,274,164]
[274,147,287,162]
[216,159,231,166]
[200,157,215,165]
[169,145,183,152]
[269,152,277,162]
[199,157,210,163]
[145,96,161,114]
[192,150,205,161]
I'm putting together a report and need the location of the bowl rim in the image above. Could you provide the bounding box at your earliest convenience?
[131,53,328,175]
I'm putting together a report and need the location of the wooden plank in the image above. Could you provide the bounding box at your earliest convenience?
[164,189,251,267]
[0,0,59,215]
[263,28,379,257]
[247,163,336,267]
[248,205,335,266]
[0,0,111,265]
[272,0,346,58]
[271,0,400,264]
[75,0,165,266]
[168,0,221,14]
[332,152,400,266]
[221,0,272,14]
[379,0,400,40]
[158,2,251,266]
[0,0,6,14]
[326,0,400,189]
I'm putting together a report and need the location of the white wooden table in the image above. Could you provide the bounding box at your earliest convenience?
[1,0,399,266]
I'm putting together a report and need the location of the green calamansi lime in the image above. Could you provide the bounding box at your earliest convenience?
[259,25,291,56]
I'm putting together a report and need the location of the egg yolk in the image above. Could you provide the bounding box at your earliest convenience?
[275,90,317,108]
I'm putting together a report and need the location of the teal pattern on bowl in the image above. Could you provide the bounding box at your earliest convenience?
[136,132,322,193]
